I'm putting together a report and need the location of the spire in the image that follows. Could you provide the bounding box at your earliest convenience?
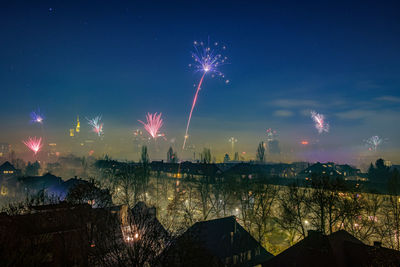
[76,115,80,133]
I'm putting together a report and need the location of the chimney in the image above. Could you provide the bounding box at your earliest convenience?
[373,241,382,248]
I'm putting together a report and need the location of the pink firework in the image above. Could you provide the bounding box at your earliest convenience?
[87,116,104,137]
[266,128,278,141]
[23,137,43,155]
[138,112,163,139]
[311,111,329,134]
[183,38,229,149]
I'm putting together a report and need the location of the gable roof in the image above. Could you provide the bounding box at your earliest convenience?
[18,173,63,191]
[178,216,273,265]
[264,230,400,267]
[131,201,169,240]
[0,161,17,172]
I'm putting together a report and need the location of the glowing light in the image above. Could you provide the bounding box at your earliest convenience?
[365,135,383,151]
[229,137,237,150]
[87,116,103,137]
[23,137,43,155]
[310,111,329,134]
[183,38,229,149]
[138,112,163,139]
[30,109,44,124]
[301,140,309,145]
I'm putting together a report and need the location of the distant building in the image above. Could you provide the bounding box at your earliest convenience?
[223,162,297,179]
[19,173,64,196]
[298,162,362,181]
[160,216,273,266]
[224,153,231,163]
[264,230,400,267]
[0,161,20,196]
[150,161,223,179]
[76,116,80,133]
[267,140,280,154]
[0,143,10,158]
[0,161,18,177]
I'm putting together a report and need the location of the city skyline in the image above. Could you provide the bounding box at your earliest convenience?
[1,1,399,164]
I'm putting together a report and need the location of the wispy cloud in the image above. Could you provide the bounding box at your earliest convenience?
[269,99,320,108]
[375,95,400,103]
[355,80,381,90]
[273,110,294,117]
[335,109,376,120]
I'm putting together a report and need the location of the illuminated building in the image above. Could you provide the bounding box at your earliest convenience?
[0,143,10,158]
[48,143,58,159]
[0,161,17,177]
[76,116,80,133]
[70,129,75,137]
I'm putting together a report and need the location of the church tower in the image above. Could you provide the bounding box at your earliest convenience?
[76,116,80,133]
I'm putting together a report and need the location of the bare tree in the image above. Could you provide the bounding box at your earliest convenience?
[237,178,278,250]
[256,142,266,163]
[306,174,345,234]
[200,148,211,164]
[379,169,400,250]
[276,182,309,245]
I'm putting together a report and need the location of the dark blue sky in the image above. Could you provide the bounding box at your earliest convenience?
[1,1,399,164]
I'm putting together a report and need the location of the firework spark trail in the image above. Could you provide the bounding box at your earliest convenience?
[30,109,44,124]
[183,39,228,149]
[183,73,205,149]
[138,112,163,139]
[366,135,383,151]
[311,111,329,134]
[23,137,43,155]
[87,116,103,136]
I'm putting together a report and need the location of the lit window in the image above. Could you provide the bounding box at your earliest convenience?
[1,186,8,196]
[233,255,238,264]
[255,247,260,256]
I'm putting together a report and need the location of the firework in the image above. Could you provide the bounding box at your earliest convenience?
[30,109,44,124]
[138,112,163,139]
[23,137,43,155]
[310,111,329,134]
[365,135,383,151]
[183,39,229,149]
[266,128,278,141]
[87,116,103,136]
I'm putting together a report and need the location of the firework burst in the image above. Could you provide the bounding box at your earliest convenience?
[23,137,43,155]
[229,137,237,151]
[30,109,44,124]
[183,38,229,149]
[138,112,163,139]
[365,135,383,151]
[87,116,103,136]
[266,128,278,141]
[311,111,329,134]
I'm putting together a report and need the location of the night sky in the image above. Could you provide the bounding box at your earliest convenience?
[1,1,399,165]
